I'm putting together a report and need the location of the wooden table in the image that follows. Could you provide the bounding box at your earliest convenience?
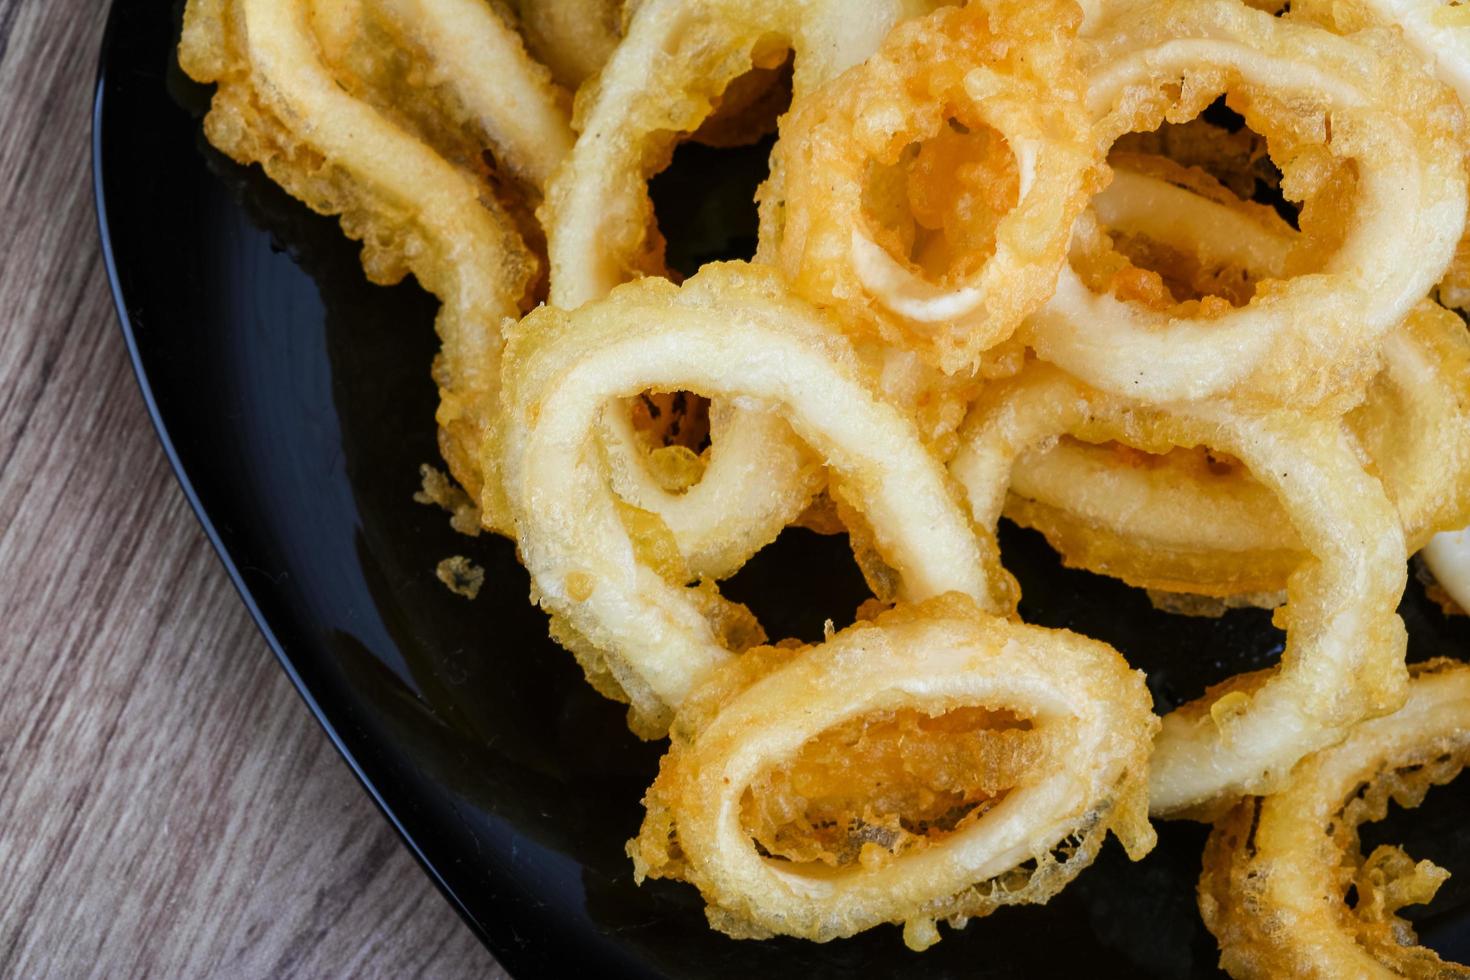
[0,3,506,975]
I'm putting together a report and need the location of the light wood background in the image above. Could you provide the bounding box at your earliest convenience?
[0,3,507,975]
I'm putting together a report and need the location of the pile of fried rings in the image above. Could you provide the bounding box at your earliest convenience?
[182,0,1470,970]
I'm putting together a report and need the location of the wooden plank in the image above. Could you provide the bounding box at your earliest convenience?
[0,2,506,975]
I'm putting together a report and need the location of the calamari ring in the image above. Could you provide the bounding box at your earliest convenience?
[762,0,1101,374]
[498,263,1014,736]
[630,593,1158,949]
[950,364,1410,816]
[541,0,944,580]
[1024,0,1467,407]
[1008,168,1470,597]
[179,0,536,528]
[1201,660,1470,978]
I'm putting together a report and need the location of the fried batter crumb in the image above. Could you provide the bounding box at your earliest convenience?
[436,556,485,599]
[414,463,483,537]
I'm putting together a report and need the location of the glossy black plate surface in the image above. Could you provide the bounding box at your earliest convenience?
[94,3,1470,976]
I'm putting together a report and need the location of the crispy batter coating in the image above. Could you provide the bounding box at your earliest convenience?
[511,0,624,89]
[498,264,1010,734]
[1026,0,1467,409]
[414,463,484,537]
[763,0,1100,374]
[314,0,573,192]
[1287,0,1470,268]
[741,705,1044,868]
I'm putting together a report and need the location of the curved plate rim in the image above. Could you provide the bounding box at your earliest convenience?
[87,2,530,972]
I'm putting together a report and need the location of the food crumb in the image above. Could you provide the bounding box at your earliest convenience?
[414,463,482,537]
[436,556,485,600]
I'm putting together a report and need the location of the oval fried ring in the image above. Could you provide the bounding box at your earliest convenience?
[1025,0,1466,407]
[1008,168,1470,598]
[498,263,1014,735]
[630,593,1158,949]
[180,0,537,529]
[1201,660,1470,978]
[542,0,946,580]
[764,0,1100,374]
[951,364,1410,816]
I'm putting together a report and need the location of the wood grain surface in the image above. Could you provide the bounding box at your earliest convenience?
[0,3,507,976]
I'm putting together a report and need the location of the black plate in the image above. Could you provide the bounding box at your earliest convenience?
[93,3,1470,977]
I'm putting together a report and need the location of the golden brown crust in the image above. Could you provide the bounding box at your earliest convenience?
[1201,663,1470,978]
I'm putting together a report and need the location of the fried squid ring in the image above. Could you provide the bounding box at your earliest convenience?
[1024,0,1467,408]
[541,0,943,580]
[180,0,536,528]
[498,264,1014,736]
[950,364,1410,816]
[630,593,1158,949]
[1290,0,1470,105]
[1007,168,1470,597]
[762,0,1100,374]
[1200,660,1470,978]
